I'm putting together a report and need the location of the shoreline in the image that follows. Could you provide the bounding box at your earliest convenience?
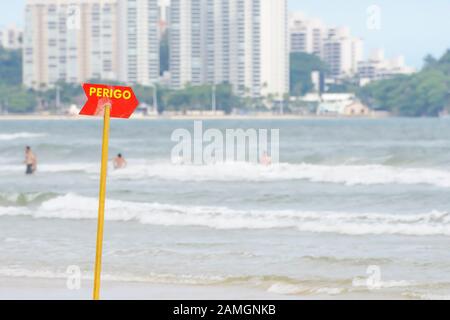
[0,114,393,121]
[0,276,301,300]
[0,276,405,300]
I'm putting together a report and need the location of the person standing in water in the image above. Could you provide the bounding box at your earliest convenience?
[260,151,272,166]
[25,146,37,175]
[113,153,127,169]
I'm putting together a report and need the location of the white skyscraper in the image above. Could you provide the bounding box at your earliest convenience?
[289,12,365,80]
[323,27,363,79]
[23,0,119,88]
[260,0,289,98]
[158,0,170,36]
[169,0,198,88]
[169,0,289,98]
[118,0,160,85]
[289,12,326,58]
[23,0,159,89]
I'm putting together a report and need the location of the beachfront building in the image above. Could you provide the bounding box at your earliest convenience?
[169,0,289,99]
[314,93,371,116]
[0,24,23,50]
[341,101,371,116]
[23,0,159,89]
[358,49,416,86]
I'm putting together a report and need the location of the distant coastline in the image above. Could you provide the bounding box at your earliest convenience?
[0,112,393,121]
[0,115,388,121]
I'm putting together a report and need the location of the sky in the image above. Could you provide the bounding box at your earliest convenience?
[1,0,449,69]
[290,0,450,69]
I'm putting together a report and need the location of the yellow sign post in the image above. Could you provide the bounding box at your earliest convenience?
[80,83,139,300]
[93,104,111,300]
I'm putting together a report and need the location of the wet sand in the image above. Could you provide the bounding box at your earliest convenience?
[0,277,300,300]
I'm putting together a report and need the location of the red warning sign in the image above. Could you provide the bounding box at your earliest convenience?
[79,83,139,118]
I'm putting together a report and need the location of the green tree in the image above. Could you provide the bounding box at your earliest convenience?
[0,84,36,113]
[290,52,327,96]
[0,48,22,86]
[358,51,450,117]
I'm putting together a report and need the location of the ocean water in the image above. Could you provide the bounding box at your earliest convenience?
[0,118,450,299]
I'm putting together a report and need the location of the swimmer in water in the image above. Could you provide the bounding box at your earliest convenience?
[24,146,37,174]
[260,151,272,166]
[113,153,127,169]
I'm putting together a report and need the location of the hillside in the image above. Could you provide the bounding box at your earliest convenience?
[358,50,450,117]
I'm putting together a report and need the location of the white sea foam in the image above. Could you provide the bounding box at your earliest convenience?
[0,163,98,174]
[2,265,446,299]
[0,266,302,288]
[0,132,47,141]
[266,283,307,295]
[402,291,450,300]
[0,266,346,297]
[352,278,415,289]
[0,206,30,217]
[1,193,449,236]
[108,162,450,188]
[267,282,345,296]
[0,266,228,285]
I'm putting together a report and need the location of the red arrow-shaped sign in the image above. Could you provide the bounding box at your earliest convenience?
[79,83,139,119]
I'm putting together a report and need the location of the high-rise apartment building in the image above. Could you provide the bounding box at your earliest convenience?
[289,12,364,80]
[169,0,196,89]
[158,0,170,36]
[23,0,118,88]
[169,0,289,98]
[23,0,159,89]
[358,49,415,85]
[289,12,325,58]
[260,0,289,98]
[322,27,363,79]
[118,0,160,85]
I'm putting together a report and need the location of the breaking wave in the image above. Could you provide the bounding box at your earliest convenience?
[3,266,437,298]
[109,162,450,187]
[1,161,450,188]
[1,193,449,236]
[0,132,47,141]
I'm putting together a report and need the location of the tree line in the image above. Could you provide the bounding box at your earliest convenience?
[1,45,450,116]
[357,50,450,116]
[0,46,274,114]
